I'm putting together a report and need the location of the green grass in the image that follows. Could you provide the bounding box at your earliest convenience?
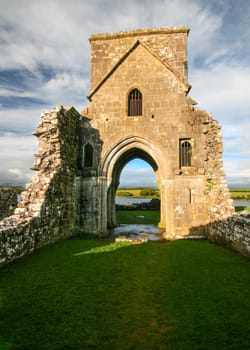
[235,206,250,212]
[116,209,160,224]
[0,238,249,350]
[116,188,160,198]
[230,188,250,192]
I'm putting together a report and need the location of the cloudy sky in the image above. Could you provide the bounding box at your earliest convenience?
[0,0,249,188]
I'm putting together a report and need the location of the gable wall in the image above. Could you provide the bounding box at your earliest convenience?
[89,27,188,90]
[86,43,205,177]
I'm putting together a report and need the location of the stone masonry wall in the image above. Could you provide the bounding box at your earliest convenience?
[0,106,80,267]
[84,27,234,236]
[201,112,234,222]
[208,213,250,259]
[0,188,21,220]
[89,26,189,91]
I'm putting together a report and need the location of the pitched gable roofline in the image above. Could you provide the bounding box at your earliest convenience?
[89,26,190,42]
[87,40,191,100]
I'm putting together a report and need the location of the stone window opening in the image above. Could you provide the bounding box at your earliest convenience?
[84,143,94,167]
[128,88,142,116]
[180,139,193,167]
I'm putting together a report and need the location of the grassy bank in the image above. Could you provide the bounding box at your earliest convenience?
[0,238,249,350]
[116,188,160,198]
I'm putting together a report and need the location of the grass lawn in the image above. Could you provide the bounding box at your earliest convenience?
[0,238,249,350]
[116,210,160,224]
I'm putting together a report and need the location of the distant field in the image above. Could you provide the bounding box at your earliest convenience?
[0,186,24,193]
[116,188,160,198]
[229,188,250,200]
[1,186,249,200]
[117,187,250,201]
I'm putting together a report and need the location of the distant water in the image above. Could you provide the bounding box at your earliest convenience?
[116,197,151,205]
[234,201,250,207]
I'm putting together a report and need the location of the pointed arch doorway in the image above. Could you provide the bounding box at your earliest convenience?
[116,158,159,224]
[101,136,166,230]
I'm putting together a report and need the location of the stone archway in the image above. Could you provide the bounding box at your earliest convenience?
[101,136,164,229]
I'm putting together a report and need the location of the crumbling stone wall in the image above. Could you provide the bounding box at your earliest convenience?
[208,213,250,259]
[0,188,21,220]
[0,106,81,266]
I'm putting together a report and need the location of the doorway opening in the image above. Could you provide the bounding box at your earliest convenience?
[115,158,160,225]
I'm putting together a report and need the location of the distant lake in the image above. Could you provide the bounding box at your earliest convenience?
[116,198,250,207]
[116,197,151,204]
[234,201,250,207]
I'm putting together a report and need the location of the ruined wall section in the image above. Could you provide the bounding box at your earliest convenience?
[170,104,234,237]
[89,26,189,90]
[0,106,80,266]
[75,119,104,235]
[200,110,234,222]
[0,188,22,220]
[208,213,250,259]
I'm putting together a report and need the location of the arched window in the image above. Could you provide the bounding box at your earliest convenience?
[84,143,93,167]
[180,139,192,167]
[128,88,142,116]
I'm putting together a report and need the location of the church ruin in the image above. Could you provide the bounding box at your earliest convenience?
[80,26,234,237]
[1,26,242,267]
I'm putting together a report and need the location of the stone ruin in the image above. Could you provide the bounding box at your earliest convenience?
[0,187,21,220]
[0,26,249,266]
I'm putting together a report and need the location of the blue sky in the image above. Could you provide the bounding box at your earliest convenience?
[0,0,249,188]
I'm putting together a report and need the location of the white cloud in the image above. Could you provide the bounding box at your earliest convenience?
[0,0,230,71]
[37,73,89,110]
[190,63,250,113]
[224,158,250,187]
[120,165,156,188]
[0,133,37,186]
[0,108,41,134]
[190,62,250,186]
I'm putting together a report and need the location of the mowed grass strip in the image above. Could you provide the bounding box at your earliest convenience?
[0,238,249,350]
[116,210,160,224]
